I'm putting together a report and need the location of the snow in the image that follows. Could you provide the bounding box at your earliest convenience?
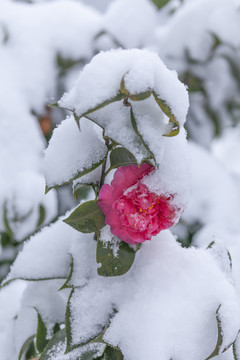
[99,225,121,257]
[212,125,240,177]
[3,218,74,283]
[103,0,157,49]
[155,0,240,64]
[44,116,108,189]
[59,48,189,127]
[182,142,240,231]
[66,230,240,360]
[89,101,150,163]
[0,172,57,241]
[0,281,26,360]
[142,129,190,211]
[14,280,68,356]
[1,1,240,359]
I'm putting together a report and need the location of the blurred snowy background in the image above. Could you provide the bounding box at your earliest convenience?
[1,0,240,359]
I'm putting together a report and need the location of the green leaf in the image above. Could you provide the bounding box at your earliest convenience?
[129,90,152,101]
[18,334,36,360]
[65,288,74,352]
[63,200,105,233]
[35,310,48,353]
[151,0,170,9]
[37,205,46,228]
[97,233,135,277]
[3,201,13,239]
[205,305,223,360]
[130,108,155,162]
[233,333,240,360]
[152,91,180,137]
[73,184,93,201]
[48,102,59,108]
[104,346,124,360]
[80,350,104,360]
[108,147,137,172]
[39,328,66,360]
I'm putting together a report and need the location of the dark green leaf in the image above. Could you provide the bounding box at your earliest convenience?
[97,233,135,277]
[73,184,93,201]
[65,288,74,352]
[36,311,48,353]
[39,328,66,360]
[18,334,36,360]
[104,346,124,360]
[63,200,105,233]
[37,205,46,228]
[151,0,170,9]
[25,340,37,360]
[109,147,137,172]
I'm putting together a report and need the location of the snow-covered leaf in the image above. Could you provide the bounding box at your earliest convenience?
[44,116,108,191]
[97,230,135,277]
[233,332,240,360]
[205,305,223,360]
[130,107,155,162]
[39,328,66,360]
[18,334,36,360]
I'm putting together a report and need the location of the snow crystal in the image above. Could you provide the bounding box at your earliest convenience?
[44,116,108,188]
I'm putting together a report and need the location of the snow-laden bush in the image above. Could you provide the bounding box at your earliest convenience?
[1,47,240,360]
[1,1,240,360]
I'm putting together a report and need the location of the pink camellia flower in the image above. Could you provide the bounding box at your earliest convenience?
[98,163,179,245]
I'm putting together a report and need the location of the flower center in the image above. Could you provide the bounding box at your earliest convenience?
[113,183,160,233]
